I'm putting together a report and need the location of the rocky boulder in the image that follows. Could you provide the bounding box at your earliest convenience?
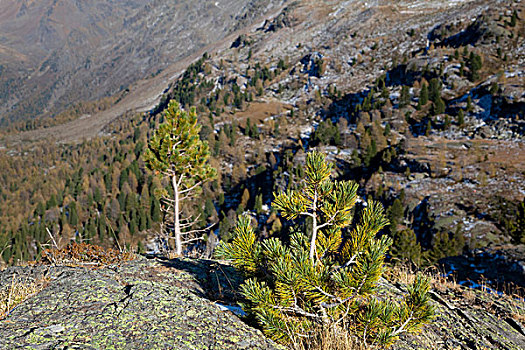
[0,257,283,349]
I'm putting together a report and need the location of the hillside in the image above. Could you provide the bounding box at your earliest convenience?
[0,0,525,348]
[0,0,287,128]
[0,0,524,321]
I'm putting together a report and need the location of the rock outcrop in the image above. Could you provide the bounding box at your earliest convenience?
[0,257,283,349]
[2,257,525,349]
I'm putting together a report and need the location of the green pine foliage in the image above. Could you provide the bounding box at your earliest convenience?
[216,152,433,347]
[515,199,525,244]
[390,229,422,266]
[432,98,446,116]
[457,109,465,127]
[444,115,451,129]
[144,100,216,256]
[428,79,441,105]
[423,229,465,265]
[510,10,518,27]
[508,198,525,244]
[399,86,410,108]
[312,120,341,146]
[468,52,482,81]
[466,95,473,112]
[417,83,428,110]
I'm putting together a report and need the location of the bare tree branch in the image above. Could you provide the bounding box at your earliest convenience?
[180,181,203,194]
[181,237,205,244]
[180,222,216,235]
[45,228,59,250]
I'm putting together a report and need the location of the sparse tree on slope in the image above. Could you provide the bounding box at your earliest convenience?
[144,100,216,256]
[216,151,433,347]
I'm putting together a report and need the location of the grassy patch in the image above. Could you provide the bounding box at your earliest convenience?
[0,275,48,320]
[293,325,364,350]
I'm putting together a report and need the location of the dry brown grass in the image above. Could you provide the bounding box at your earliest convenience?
[230,101,292,126]
[386,263,525,328]
[510,299,525,323]
[498,284,525,323]
[384,263,459,293]
[39,242,135,267]
[0,274,48,320]
[292,324,365,350]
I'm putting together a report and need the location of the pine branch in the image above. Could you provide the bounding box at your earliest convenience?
[181,237,204,244]
[391,311,414,336]
[272,304,322,319]
[310,190,318,263]
[316,210,339,231]
[338,252,360,270]
[315,286,338,300]
[180,181,203,194]
[320,277,366,309]
[177,173,185,187]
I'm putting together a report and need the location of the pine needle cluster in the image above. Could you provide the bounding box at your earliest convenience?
[216,152,433,348]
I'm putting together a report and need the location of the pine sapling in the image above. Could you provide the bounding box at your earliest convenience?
[216,152,434,347]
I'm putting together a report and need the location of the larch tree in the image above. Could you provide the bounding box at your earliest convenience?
[216,151,433,347]
[144,100,216,256]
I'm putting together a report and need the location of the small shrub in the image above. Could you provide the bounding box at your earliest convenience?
[216,152,434,348]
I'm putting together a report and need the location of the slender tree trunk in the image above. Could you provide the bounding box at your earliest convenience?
[172,175,182,256]
[310,191,318,262]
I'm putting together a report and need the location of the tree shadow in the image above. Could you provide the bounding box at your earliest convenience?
[151,256,244,305]
[440,251,525,290]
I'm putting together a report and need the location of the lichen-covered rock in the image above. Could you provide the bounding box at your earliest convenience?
[391,281,525,350]
[0,257,284,350]
[2,257,525,349]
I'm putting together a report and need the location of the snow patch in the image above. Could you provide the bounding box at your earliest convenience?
[216,303,247,317]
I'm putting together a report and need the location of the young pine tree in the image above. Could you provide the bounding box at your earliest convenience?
[216,152,433,347]
[418,83,429,109]
[428,78,442,104]
[144,100,217,256]
[390,228,422,266]
[432,97,446,116]
[399,85,411,108]
[457,109,465,127]
[510,10,518,27]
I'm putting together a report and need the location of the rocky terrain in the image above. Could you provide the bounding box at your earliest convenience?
[0,0,524,340]
[150,0,524,283]
[1,256,525,349]
[0,257,284,349]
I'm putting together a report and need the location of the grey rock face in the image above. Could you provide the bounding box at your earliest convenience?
[0,258,284,350]
[2,257,525,349]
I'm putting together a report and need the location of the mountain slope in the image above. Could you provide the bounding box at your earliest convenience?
[0,0,523,301]
[0,0,287,126]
